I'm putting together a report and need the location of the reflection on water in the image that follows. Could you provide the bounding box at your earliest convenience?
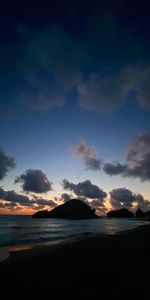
[0,215,149,249]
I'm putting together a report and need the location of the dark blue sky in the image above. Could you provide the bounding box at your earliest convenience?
[0,0,150,214]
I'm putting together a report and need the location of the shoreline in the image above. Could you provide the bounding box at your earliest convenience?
[1,222,150,299]
[1,221,150,265]
[0,233,103,264]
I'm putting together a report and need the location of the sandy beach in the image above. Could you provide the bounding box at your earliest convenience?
[0,223,150,299]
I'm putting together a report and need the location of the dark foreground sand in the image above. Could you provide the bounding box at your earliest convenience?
[1,223,150,300]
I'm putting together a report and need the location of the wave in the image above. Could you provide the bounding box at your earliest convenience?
[0,216,149,248]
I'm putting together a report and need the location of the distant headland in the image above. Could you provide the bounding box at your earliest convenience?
[107,208,134,218]
[32,199,98,219]
[32,199,150,220]
[107,207,150,219]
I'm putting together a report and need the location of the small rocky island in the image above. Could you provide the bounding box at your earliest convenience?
[107,208,134,218]
[32,199,98,219]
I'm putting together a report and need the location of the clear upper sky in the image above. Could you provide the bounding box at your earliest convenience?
[0,0,150,214]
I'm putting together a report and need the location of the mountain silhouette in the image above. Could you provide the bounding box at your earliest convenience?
[32,199,98,219]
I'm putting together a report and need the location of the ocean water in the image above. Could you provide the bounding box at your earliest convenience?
[0,215,149,248]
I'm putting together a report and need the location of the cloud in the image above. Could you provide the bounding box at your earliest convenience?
[110,188,136,209]
[0,186,32,206]
[0,187,5,199]
[62,179,107,214]
[18,26,82,112]
[89,199,105,209]
[15,169,52,193]
[61,193,72,203]
[1,190,31,205]
[73,140,101,170]
[18,23,149,114]
[17,62,150,113]
[77,64,150,111]
[82,198,107,215]
[134,194,150,212]
[0,148,16,180]
[19,73,66,112]
[0,186,56,209]
[62,179,107,202]
[78,72,124,112]
[103,162,127,176]
[0,201,17,209]
[103,133,150,181]
[127,133,150,163]
[125,134,150,181]
[31,196,56,208]
[0,187,31,206]
[2,11,150,116]
[109,187,150,211]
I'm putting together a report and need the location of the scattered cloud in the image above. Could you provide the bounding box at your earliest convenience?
[61,193,72,203]
[62,179,108,214]
[134,194,150,212]
[62,179,107,202]
[109,188,150,211]
[0,147,16,180]
[15,169,53,193]
[0,201,17,209]
[18,26,82,112]
[31,195,56,208]
[19,72,66,112]
[0,186,56,210]
[103,162,127,176]
[89,199,105,209]
[77,64,150,111]
[73,140,101,170]
[84,198,107,215]
[0,187,30,205]
[103,133,150,181]
[2,11,150,116]
[110,188,137,209]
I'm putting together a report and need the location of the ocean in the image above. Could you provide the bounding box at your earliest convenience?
[0,215,149,248]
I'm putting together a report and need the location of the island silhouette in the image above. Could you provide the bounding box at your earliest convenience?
[107,208,134,218]
[32,199,98,219]
[33,199,150,220]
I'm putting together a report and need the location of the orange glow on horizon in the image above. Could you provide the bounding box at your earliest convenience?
[0,208,35,215]
[0,206,53,215]
[104,200,112,211]
[0,199,113,215]
[0,204,55,215]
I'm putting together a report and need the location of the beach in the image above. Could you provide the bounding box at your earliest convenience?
[0,223,150,300]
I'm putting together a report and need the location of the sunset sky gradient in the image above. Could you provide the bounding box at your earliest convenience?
[0,0,150,215]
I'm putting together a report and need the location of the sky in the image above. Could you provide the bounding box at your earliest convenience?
[0,0,150,215]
